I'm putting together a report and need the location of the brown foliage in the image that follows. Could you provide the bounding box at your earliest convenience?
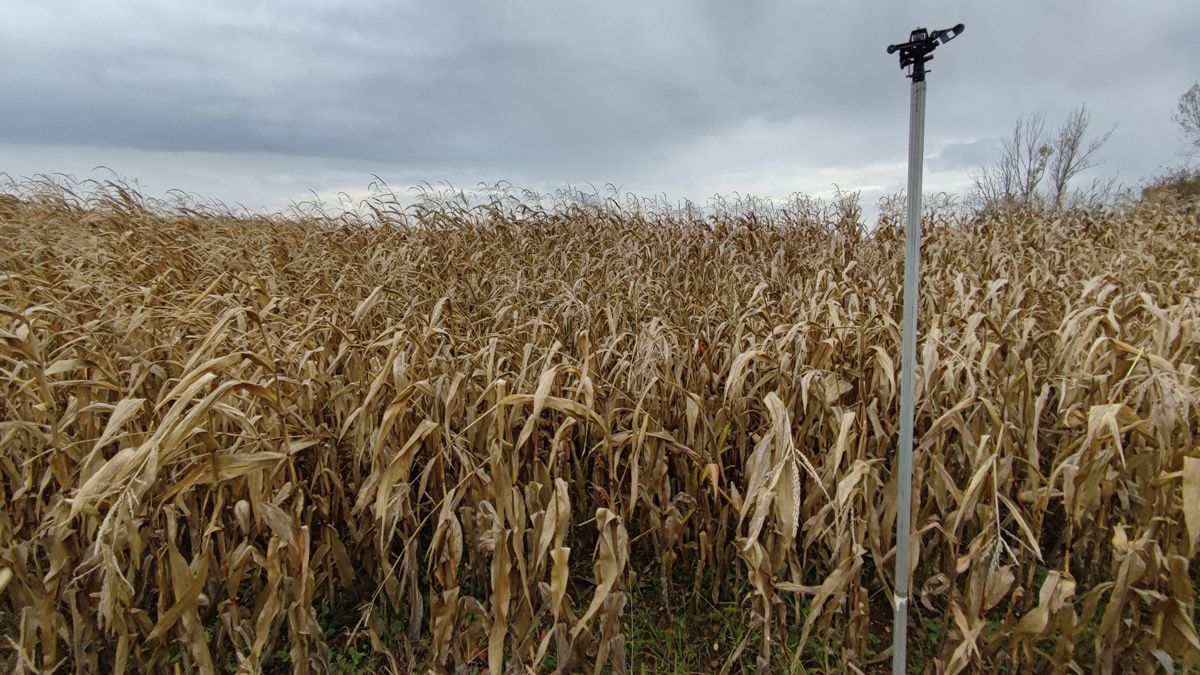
[0,180,1198,673]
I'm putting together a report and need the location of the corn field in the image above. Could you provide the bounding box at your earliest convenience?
[0,179,1198,673]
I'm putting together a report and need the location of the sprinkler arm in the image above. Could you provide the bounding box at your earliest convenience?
[887,24,964,82]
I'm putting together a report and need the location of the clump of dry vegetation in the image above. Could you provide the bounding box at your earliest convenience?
[0,178,1198,673]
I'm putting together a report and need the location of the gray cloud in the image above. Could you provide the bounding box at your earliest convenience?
[2,0,1198,212]
[928,138,1002,173]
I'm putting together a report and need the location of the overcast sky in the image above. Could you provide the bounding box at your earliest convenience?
[2,1,1197,217]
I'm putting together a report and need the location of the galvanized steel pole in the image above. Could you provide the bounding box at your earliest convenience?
[892,74,925,673]
[886,24,963,674]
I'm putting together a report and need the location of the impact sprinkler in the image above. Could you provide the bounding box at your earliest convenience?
[886,22,964,675]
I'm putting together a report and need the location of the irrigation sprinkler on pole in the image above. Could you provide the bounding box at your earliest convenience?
[886,23,964,674]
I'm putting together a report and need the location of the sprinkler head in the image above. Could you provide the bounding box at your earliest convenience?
[887,23,965,82]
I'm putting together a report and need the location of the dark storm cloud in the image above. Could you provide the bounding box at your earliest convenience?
[2,0,1198,208]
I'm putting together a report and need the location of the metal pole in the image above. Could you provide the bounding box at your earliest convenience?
[892,75,925,675]
[885,23,962,673]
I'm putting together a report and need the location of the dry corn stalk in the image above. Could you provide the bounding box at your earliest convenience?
[0,178,1197,673]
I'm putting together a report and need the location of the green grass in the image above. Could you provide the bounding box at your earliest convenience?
[623,571,841,674]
